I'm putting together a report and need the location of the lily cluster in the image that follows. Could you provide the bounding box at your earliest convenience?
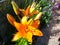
[6,1,43,43]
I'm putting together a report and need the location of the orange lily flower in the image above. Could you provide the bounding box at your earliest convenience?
[7,13,43,42]
[19,2,39,16]
[11,1,38,16]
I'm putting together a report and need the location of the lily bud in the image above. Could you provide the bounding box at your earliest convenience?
[34,12,42,20]
[11,1,20,15]
[30,2,36,13]
[7,14,15,26]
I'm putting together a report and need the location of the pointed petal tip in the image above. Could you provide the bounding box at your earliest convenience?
[7,13,10,17]
[11,1,15,4]
[34,12,42,20]
[39,31,43,36]
[12,32,22,41]
[6,13,11,20]
[12,37,18,42]
[37,29,43,36]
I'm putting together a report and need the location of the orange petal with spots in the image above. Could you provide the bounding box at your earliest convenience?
[30,20,40,28]
[28,26,43,36]
[32,29,43,36]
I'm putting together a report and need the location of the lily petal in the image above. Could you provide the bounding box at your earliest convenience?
[21,16,28,25]
[30,20,40,28]
[19,9,25,15]
[7,14,15,26]
[14,22,26,34]
[12,32,22,41]
[27,18,33,25]
[25,32,32,42]
[30,10,39,16]
[25,5,30,16]
[19,5,30,16]
[28,26,43,36]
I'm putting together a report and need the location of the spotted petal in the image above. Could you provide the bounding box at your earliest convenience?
[30,20,40,28]
[28,26,43,36]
